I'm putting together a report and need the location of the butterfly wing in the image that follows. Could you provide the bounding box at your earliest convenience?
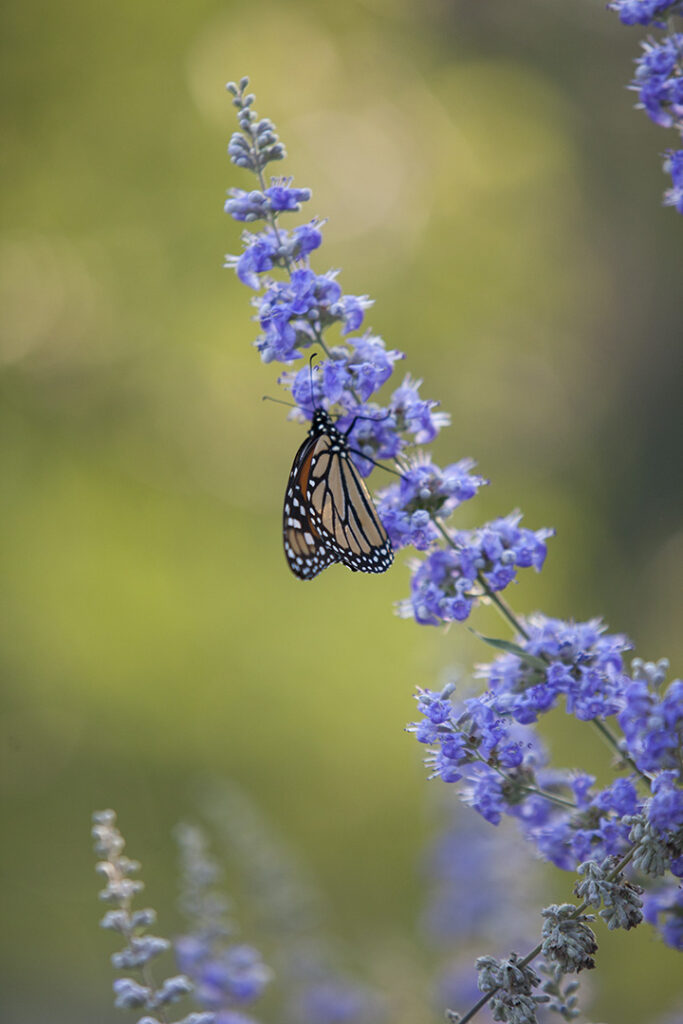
[283,434,340,580]
[283,419,393,579]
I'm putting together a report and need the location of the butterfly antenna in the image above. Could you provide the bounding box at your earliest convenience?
[262,395,298,409]
[342,408,394,438]
[347,448,403,478]
[351,409,393,424]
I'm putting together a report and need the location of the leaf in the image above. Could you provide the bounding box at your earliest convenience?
[468,629,548,671]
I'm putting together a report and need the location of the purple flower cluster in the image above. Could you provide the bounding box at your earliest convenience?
[608,5,683,213]
[397,514,553,625]
[227,224,322,294]
[224,82,447,464]
[411,684,531,788]
[175,940,270,1019]
[229,221,452,459]
[608,0,683,26]
[226,178,312,221]
[526,776,640,871]
[619,659,683,772]
[413,688,622,864]
[284,338,403,410]
[647,770,683,840]
[410,667,683,876]
[376,455,488,551]
[281,363,448,474]
[632,35,683,127]
[480,615,632,723]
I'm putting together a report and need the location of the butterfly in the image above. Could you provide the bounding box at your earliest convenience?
[283,408,394,580]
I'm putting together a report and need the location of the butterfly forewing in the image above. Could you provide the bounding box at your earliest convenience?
[282,410,393,580]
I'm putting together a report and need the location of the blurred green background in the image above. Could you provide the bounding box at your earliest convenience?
[1,0,681,1021]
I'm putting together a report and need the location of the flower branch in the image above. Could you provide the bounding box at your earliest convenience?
[224,76,683,1023]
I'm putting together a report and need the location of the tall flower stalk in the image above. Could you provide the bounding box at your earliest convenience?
[91,810,215,1024]
[224,77,682,1022]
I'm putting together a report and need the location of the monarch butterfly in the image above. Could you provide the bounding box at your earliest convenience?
[283,408,394,580]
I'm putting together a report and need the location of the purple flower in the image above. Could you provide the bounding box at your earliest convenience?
[225,188,271,222]
[481,615,631,723]
[416,687,454,724]
[462,765,506,825]
[196,946,272,1008]
[257,269,354,363]
[606,9,683,214]
[398,548,473,625]
[594,777,640,817]
[440,731,470,763]
[608,0,683,26]
[376,454,488,551]
[341,408,404,471]
[531,819,576,871]
[265,178,311,211]
[514,772,638,871]
[632,35,683,128]
[647,770,683,835]
[174,822,272,1018]
[349,334,404,397]
[463,697,508,759]
[292,221,324,258]
[389,375,450,443]
[227,221,324,293]
[421,806,537,949]
[338,294,368,335]
[378,504,438,551]
[619,668,683,772]
[234,232,279,289]
[643,884,683,950]
[410,686,563,831]
[284,337,405,420]
[663,149,683,213]
[398,516,553,626]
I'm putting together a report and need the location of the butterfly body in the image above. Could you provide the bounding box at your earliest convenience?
[283,409,393,580]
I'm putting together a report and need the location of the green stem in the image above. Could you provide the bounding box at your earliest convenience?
[455,846,637,1024]
[509,782,576,811]
[478,576,530,640]
[432,514,529,638]
[591,717,650,785]
[478,754,577,811]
